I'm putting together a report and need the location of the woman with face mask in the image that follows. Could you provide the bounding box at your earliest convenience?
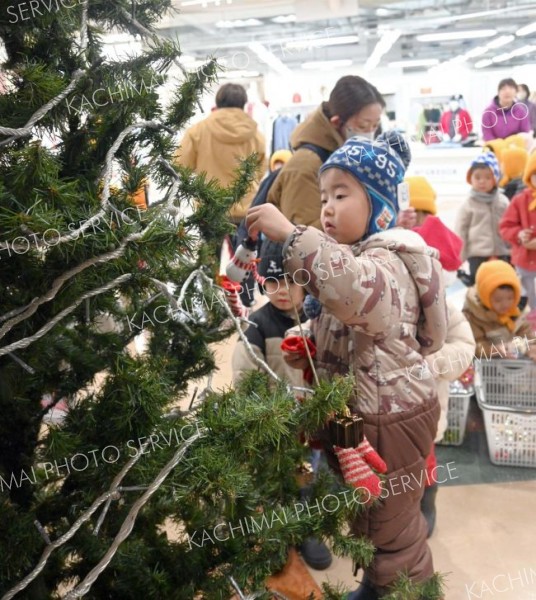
[517,84,536,137]
[267,75,385,229]
[481,78,532,141]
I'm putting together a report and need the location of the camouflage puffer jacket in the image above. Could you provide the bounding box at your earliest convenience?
[283,225,448,415]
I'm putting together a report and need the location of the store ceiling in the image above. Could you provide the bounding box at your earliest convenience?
[155,0,536,75]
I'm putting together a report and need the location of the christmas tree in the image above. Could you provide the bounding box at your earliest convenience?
[0,1,376,598]
[0,2,444,598]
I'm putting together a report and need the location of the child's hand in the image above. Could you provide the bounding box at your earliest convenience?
[246,204,295,243]
[519,229,533,245]
[281,335,316,370]
[503,341,523,358]
[283,352,310,370]
[396,207,416,229]
[527,346,536,362]
[523,237,536,250]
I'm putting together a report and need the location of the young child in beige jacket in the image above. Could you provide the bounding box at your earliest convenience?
[455,151,510,285]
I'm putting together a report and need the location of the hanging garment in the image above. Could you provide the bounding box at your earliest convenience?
[272,115,299,152]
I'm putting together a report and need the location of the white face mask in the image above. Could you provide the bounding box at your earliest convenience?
[344,127,375,141]
[442,270,458,288]
[517,91,528,101]
[448,100,459,112]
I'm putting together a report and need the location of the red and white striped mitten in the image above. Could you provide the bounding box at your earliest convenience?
[334,437,387,500]
[220,276,249,319]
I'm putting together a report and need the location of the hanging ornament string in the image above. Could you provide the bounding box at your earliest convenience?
[283,273,319,387]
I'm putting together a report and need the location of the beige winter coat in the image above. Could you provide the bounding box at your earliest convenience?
[425,302,475,442]
[283,225,447,588]
[455,190,510,260]
[174,108,266,221]
[267,105,343,229]
[463,286,533,358]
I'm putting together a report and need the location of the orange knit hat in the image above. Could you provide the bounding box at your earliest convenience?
[500,146,528,187]
[475,260,521,328]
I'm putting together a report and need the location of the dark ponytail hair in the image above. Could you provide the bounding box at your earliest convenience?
[323,75,385,123]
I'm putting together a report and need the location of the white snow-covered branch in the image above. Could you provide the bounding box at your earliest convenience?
[62,431,201,599]
[1,430,201,600]
[0,70,85,146]
[0,231,147,341]
[0,274,133,357]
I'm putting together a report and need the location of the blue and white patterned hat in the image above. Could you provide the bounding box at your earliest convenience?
[466,151,501,186]
[319,131,411,239]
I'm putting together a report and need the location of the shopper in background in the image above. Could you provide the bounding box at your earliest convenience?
[500,151,536,309]
[463,260,536,360]
[455,152,510,285]
[412,217,475,538]
[268,75,385,229]
[499,145,528,200]
[248,131,447,600]
[517,83,536,136]
[174,83,266,225]
[481,78,532,142]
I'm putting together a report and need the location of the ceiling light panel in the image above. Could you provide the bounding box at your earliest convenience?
[216,18,262,28]
[271,15,296,24]
[388,59,439,68]
[285,35,358,50]
[181,0,233,5]
[364,29,401,71]
[416,29,497,42]
[302,59,353,70]
[486,34,515,49]
[516,22,536,36]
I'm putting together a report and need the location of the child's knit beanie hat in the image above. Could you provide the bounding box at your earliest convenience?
[476,260,521,311]
[483,138,506,161]
[413,216,463,272]
[319,130,411,238]
[258,238,285,279]
[269,149,293,171]
[405,176,437,215]
[466,151,501,186]
[500,146,528,186]
[523,150,536,188]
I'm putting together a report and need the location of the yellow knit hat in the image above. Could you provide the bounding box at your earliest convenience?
[405,176,437,215]
[523,150,536,188]
[269,149,293,171]
[483,138,506,161]
[503,134,527,150]
[475,260,521,327]
[500,146,528,187]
